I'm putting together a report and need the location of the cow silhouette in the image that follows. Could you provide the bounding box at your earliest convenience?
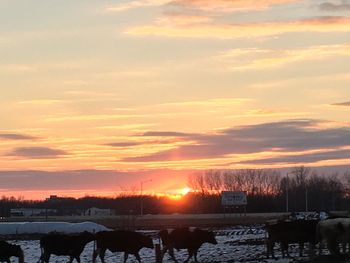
[39,231,95,263]
[159,227,217,263]
[93,230,153,263]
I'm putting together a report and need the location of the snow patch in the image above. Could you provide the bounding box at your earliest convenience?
[0,222,109,235]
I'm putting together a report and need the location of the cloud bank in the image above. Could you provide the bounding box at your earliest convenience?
[0,133,37,140]
[7,147,67,159]
[123,119,350,164]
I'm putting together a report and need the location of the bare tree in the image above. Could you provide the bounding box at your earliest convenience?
[187,173,206,195]
[260,170,281,195]
[344,171,350,196]
[222,171,238,191]
[291,166,310,187]
[204,170,222,194]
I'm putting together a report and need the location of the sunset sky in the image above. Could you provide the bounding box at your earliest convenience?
[1,0,350,199]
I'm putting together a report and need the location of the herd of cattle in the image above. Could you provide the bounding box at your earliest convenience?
[0,228,216,263]
[0,217,349,263]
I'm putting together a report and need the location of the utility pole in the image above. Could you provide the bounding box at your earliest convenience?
[140,179,152,216]
[286,173,289,213]
[305,187,308,212]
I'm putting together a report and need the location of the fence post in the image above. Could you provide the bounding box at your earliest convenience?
[155,244,162,263]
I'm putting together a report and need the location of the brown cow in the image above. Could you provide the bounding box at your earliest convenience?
[159,227,217,263]
[266,219,318,258]
[93,230,153,263]
[39,231,95,263]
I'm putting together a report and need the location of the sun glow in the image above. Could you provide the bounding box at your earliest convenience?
[181,187,191,195]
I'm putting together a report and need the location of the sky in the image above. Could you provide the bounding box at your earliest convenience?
[1,0,350,199]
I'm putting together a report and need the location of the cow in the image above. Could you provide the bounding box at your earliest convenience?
[92,230,154,263]
[316,218,350,256]
[0,241,24,263]
[39,231,95,263]
[159,227,217,263]
[266,219,318,258]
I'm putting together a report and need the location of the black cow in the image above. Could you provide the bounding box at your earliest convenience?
[39,231,95,263]
[316,218,350,255]
[159,227,217,263]
[0,241,24,263]
[93,230,154,263]
[266,219,318,258]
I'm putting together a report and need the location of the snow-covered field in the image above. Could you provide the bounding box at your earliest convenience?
[3,226,319,263]
[0,222,109,235]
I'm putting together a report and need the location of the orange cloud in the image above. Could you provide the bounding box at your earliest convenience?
[217,44,350,70]
[126,16,350,38]
[107,0,298,12]
[106,0,170,12]
[156,14,213,26]
[170,0,300,12]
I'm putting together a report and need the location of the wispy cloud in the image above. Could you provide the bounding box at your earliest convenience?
[319,1,350,11]
[241,148,350,165]
[170,0,299,12]
[331,101,350,107]
[156,13,213,26]
[7,147,67,159]
[157,98,252,107]
[0,133,37,140]
[122,119,350,162]
[18,99,62,105]
[142,131,192,137]
[106,138,183,148]
[217,44,350,71]
[107,0,300,13]
[106,0,170,12]
[126,16,350,38]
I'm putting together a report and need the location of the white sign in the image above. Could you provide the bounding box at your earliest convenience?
[221,191,247,206]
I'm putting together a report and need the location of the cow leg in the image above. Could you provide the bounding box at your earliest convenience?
[161,246,169,261]
[43,253,50,263]
[68,255,74,263]
[266,240,275,259]
[99,249,107,263]
[184,249,194,263]
[75,255,81,263]
[92,248,99,263]
[318,240,323,256]
[281,242,289,258]
[168,247,178,263]
[299,242,304,257]
[342,242,347,254]
[308,242,315,260]
[327,239,339,255]
[134,252,142,263]
[39,250,46,263]
[123,252,129,263]
[194,250,199,263]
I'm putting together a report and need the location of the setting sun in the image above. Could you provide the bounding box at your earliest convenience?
[181,187,191,196]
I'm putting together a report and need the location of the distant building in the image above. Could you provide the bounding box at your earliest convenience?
[10,208,58,217]
[84,207,113,216]
[46,195,75,202]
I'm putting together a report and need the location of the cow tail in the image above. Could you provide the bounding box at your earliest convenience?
[315,223,321,243]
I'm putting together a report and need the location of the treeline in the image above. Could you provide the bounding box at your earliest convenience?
[0,167,349,215]
[187,167,350,212]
